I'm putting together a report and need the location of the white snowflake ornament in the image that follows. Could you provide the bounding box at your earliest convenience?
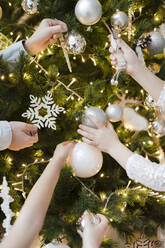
[22,93,65,130]
[0,177,14,237]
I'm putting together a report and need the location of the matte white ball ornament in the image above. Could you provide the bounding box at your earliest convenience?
[71,142,103,178]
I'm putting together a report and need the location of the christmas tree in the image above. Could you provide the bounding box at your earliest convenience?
[0,0,165,247]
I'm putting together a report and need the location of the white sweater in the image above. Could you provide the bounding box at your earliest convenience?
[0,41,27,150]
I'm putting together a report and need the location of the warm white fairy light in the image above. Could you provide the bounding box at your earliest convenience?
[1,75,5,80]
[81,56,85,63]
[90,57,97,66]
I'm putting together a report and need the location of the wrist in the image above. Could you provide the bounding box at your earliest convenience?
[50,155,66,171]
[128,59,143,77]
[24,39,36,55]
[107,140,123,157]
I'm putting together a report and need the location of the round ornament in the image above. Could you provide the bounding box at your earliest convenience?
[111,10,128,29]
[147,30,165,55]
[77,211,100,232]
[157,226,165,241]
[71,142,103,178]
[75,0,102,25]
[106,104,123,122]
[21,0,38,14]
[82,107,106,128]
[0,6,2,20]
[64,31,86,55]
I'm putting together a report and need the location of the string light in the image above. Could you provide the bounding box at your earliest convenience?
[7,157,12,163]
[100,192,106,201]
[1,75,5,80]
[9,73,13,78]
[8,2,12,6]
[10,32,13,36]
[100,173,104,178]
[90,57,97,66]
[81,56,85,63]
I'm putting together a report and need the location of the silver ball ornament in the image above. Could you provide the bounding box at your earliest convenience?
[147,31,165,55]
[106,104,123,122]
[64,31,86,55]
[77,211,100,232]
[82,107,106,128]
[21,0,38,14]
[75,0,102,25]
[71,142,103,178]
[111,10,128,29]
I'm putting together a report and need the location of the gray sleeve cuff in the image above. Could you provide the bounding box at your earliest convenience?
[0,40,28,63]
[0,121,12,151]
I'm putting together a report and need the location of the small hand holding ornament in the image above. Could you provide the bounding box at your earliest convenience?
[77,210,109,248]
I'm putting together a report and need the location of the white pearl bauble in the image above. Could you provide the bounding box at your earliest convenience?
[82,107,106,128]
[75,0,102,25]
[71,142,103,178]
[147,31,165,55]
[111,10,128,29]
[106,104,123,122]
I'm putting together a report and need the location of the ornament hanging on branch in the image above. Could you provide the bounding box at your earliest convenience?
[21,0,39,14]
[71,142,103,178]
[22,92,64,130]
[64,30,86,55]
[82,107,107,128]
[106,104,123,122]
[136,30,165,63]
[75,0,102,26]
[0,177,14,237]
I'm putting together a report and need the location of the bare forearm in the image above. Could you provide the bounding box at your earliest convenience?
[130,60,164,102]
[1,157,64,248]
[108,142,133,170]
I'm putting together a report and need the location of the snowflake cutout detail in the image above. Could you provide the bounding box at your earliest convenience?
[22,93,65,130]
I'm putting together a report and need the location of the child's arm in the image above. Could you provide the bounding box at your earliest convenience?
[109,37,165,102]
[78,116,165,191]
[0,141,74,248]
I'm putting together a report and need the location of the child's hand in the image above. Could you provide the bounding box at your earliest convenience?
[78,115,119,154]
[24,18,67,54]
[52,141,75,169]
[78,211,109,248]
[109,36,140,75]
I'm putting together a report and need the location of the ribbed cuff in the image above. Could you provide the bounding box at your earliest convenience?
[0,121,12,150]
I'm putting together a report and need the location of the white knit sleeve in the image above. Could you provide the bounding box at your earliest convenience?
[156,84,165,110]
[0,41,28,63]
[0,121,12,151]
[126,154,165,191]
